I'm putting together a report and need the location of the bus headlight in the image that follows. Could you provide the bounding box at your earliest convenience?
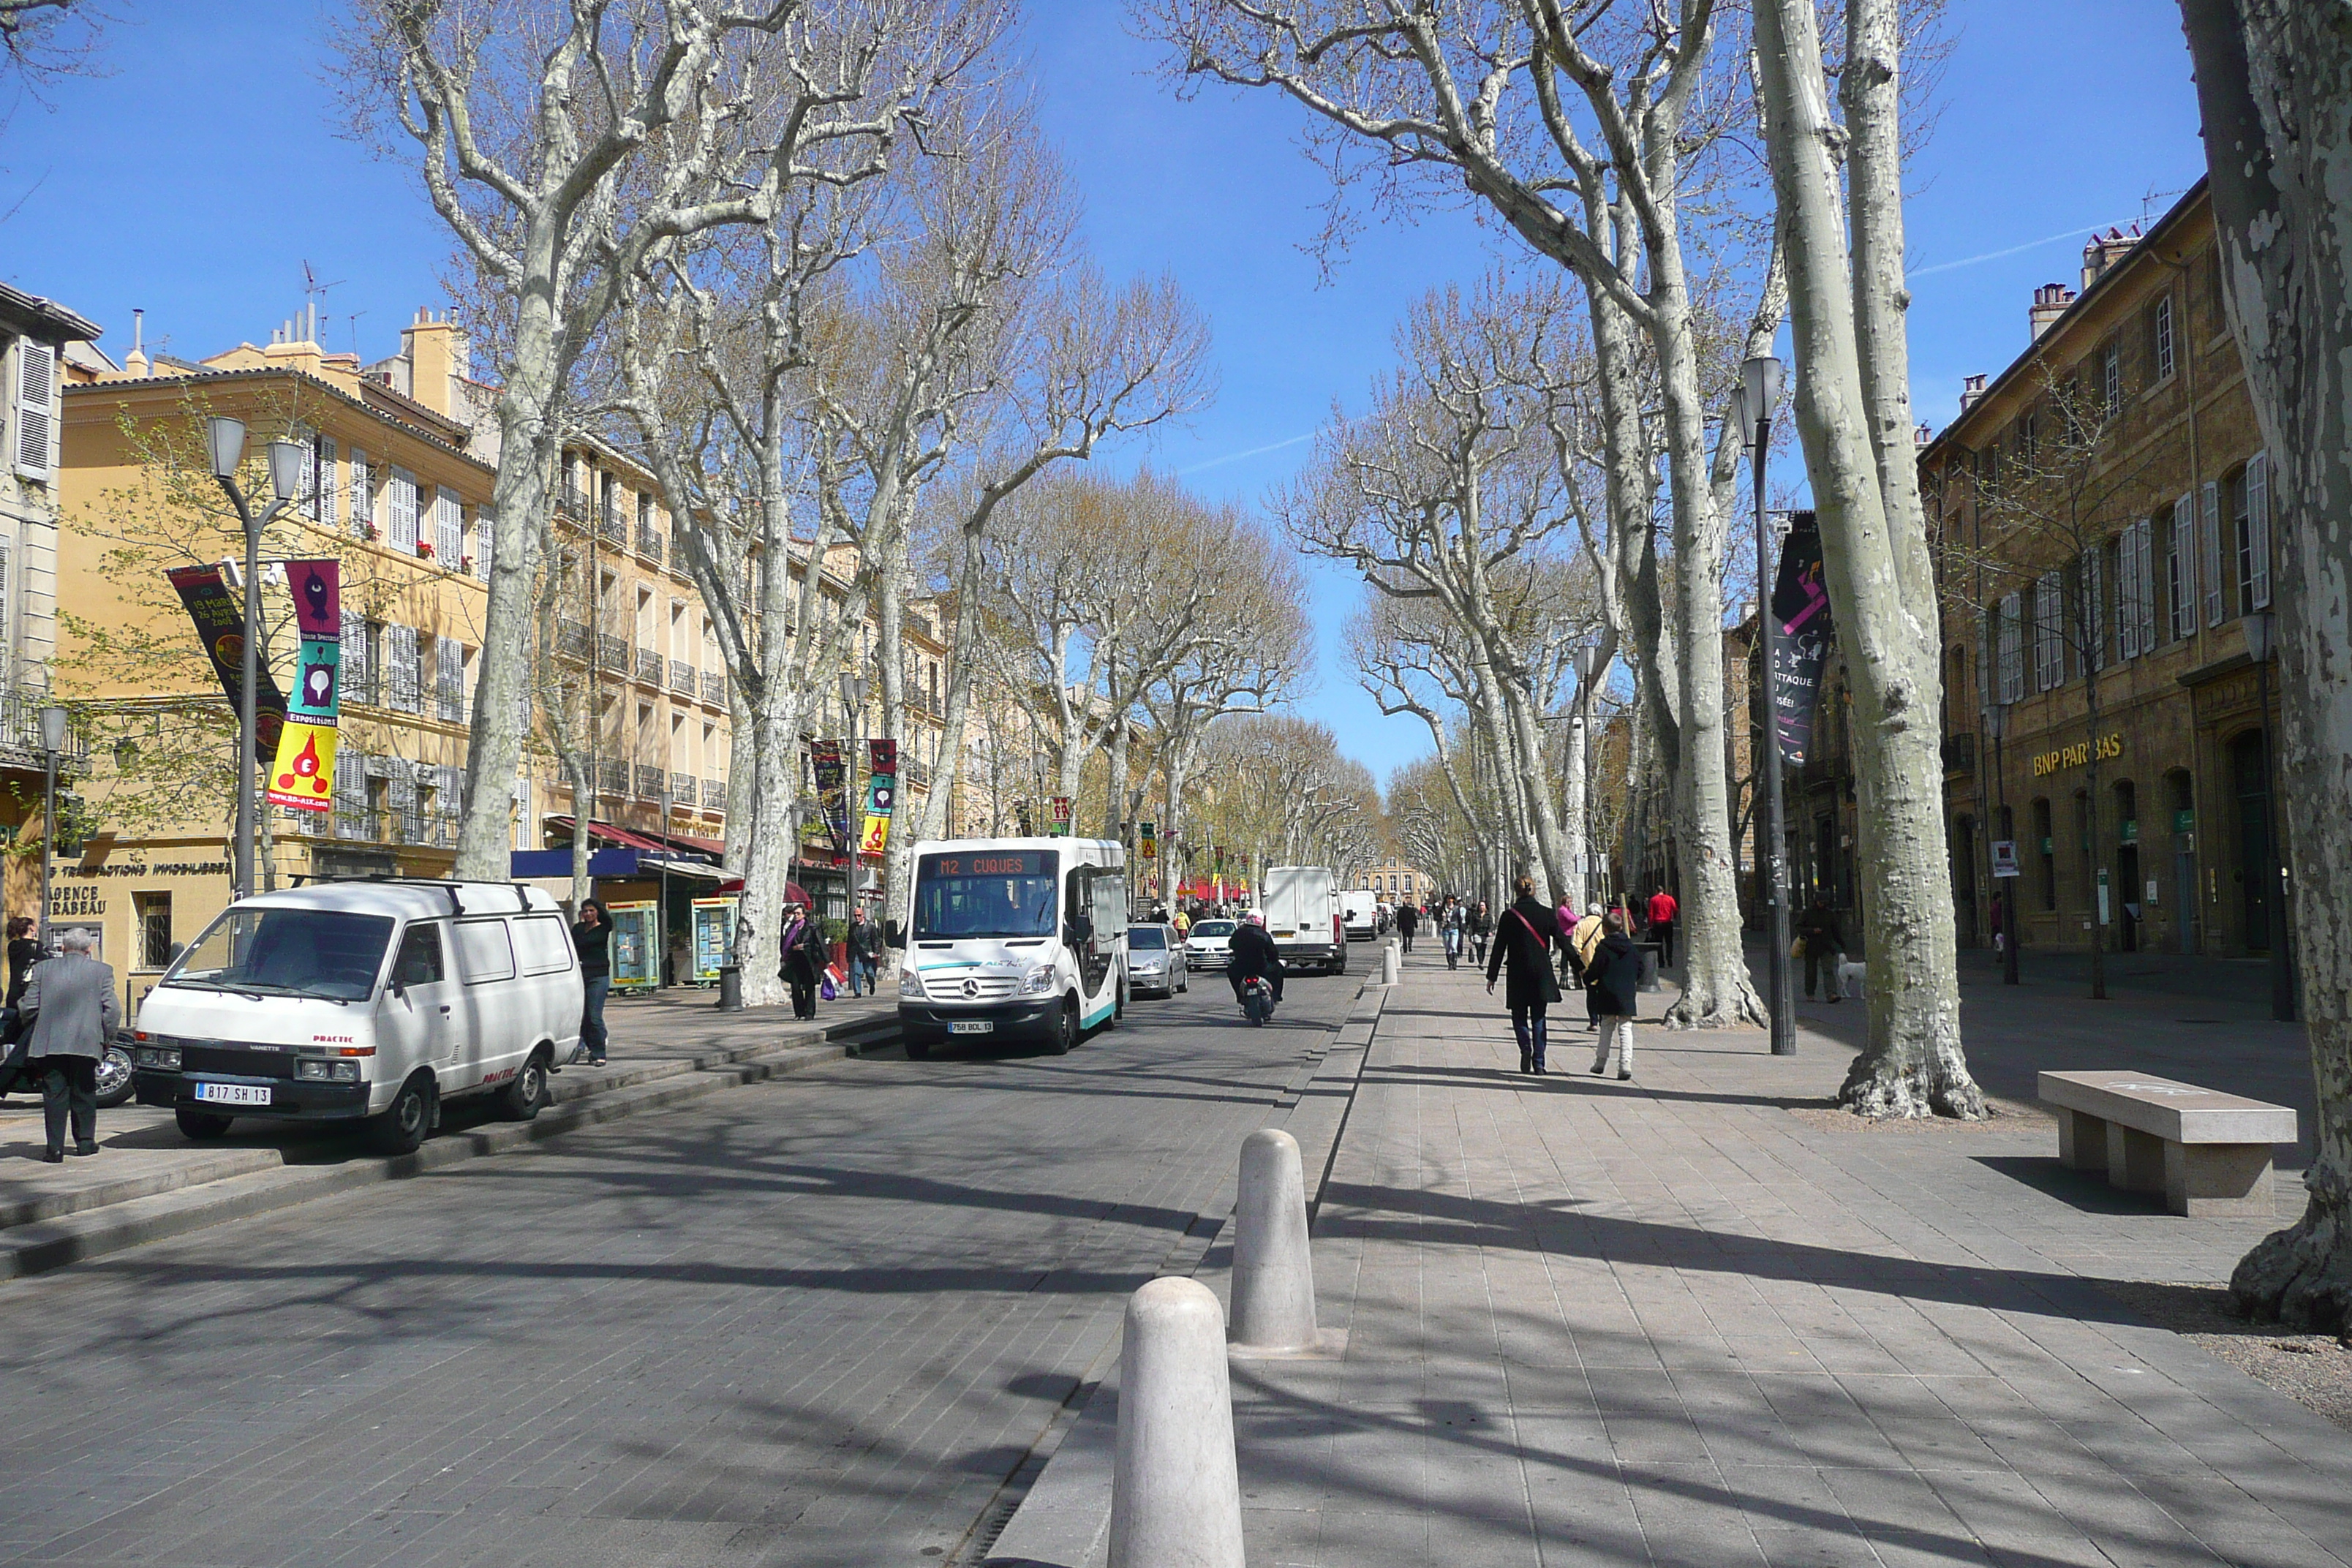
[899,968,926,999]
[1022,965,1055,994]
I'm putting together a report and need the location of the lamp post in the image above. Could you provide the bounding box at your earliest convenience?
[206,418,306,902]
[840,668,869,919]
[1983,700,2019,985]
[1569,643,1601,912]
[1734,355,1795,1056]
[37,703,68,953]
[2242,612,2296,1021]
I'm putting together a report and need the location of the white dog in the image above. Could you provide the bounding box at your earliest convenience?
[1836,958,1868,1000]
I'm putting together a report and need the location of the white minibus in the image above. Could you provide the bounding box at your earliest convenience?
[897,837,1127,1059]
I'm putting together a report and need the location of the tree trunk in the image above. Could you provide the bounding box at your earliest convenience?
[2178,0,2352,1331]
[1757,0,1981,1116]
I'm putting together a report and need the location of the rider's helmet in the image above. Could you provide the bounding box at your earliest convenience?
[1243,911,1264,926]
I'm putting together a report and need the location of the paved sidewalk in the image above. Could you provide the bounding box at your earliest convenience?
[1206,950,2348,1566]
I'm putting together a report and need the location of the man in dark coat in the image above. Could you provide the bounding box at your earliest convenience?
[1586,913,1643,1080]
[1395,901,1419,952]
[1797,896,1849,1002]
[1485,877,1561,1073]
[1226,912,1284,1006]
[779,904,826,1019]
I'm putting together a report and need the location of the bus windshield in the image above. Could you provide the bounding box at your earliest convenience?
[913,851,1060,941]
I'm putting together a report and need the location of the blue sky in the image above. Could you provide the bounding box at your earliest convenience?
[0,0,2206,790]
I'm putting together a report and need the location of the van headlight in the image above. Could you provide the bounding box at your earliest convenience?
[295,1059,361,1082]
[1022,965,1055,994]
[135,1045,181,1070]
[899,968,926,999]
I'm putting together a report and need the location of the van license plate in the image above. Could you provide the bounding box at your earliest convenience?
[193,1082,272,1107]
[949,1021,994,1036]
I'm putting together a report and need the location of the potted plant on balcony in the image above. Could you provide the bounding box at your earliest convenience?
[362,521,381,543]
[416,539,435,561]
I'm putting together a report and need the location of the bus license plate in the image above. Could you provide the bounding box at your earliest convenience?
[949,1021,994,1036]
[193,1082,272,1107]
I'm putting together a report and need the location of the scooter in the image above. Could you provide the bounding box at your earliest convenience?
[1238,973,1276,1026]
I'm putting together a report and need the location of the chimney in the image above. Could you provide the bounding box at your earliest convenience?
[263,304,325,379]
[2080,225,2142,290]
[1958,373,1988,414]
[124,307,149,377]
[2029,283,2076,340]
[1913,421,1933,448]
[399,306,471,419]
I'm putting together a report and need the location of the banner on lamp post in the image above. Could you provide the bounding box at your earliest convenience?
[1768,510,1835,767]
[267,560,342,813]
[813,740,849,851]
[859,738,897,856]
[166,563,287,764]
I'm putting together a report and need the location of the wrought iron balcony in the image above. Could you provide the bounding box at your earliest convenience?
[598,759,630,795]
[635,648,663,685]
[557,621,592,662]
[635,763,666,800]
[1941,731,1977,774]
[671,659,696,693]
[702,777,726,809]
[637,522,664,565]
[701,670,728,706]
[670,770,696,804]
[597,633,627,669]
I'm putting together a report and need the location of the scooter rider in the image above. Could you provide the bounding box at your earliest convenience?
[1226,911,1285,1007]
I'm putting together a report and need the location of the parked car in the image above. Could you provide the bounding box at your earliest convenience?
[1185,918,1237,971]
[131,880,584,1154]
[1126,923,1189,998]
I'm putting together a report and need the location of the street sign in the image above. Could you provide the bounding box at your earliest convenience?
[2096,867,2111,925]
[1991,840,2020,878]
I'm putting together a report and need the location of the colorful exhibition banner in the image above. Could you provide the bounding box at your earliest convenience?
[1768,510,1835,768]
[268,560,344,812]
[1048,796,1072,836]
[166,562,287,763]
[859,738,897,856]
[1139,820,1157,860]
[813,739,850,850]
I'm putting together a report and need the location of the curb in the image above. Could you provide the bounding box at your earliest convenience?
[972,976,1390,1568]
[0,1014,899,1284]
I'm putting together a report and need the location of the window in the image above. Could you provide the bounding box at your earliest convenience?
[2168,494,2197,641]
[436,636,466,723]
[1997,592,2024,703]
[513,776,533,852]
[435,487,464,565]
[2152,293,2176,382]
[385,624,421,712]
[452,919,516,983]
[2032,572,2063,693]
[2017,410,2038,464]
[393,922,445,987]
[2032,797,2056,911]
[514,914,573,975]
[135,892,173,971]
[2073,546,2105,679]
[314,436,338,526]
[389,467,421,551]
[2236,451,2272,613]
[2115,522,2154,660]
[2101,343,2121,416]
[13,339,54,475]
[2201,478,2224,626]
[349,449,371,536]
[472,508,493,581]
[333,747,370,840]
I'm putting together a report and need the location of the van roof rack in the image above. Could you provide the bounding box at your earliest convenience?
[283,875,536,913]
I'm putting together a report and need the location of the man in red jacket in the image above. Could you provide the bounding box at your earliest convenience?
[1646,886,1679,969]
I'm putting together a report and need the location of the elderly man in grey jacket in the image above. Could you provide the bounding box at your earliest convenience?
[23,928,118,1162]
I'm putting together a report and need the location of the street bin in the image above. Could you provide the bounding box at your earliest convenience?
[717,963,743,1012]
[1635,942,1662,992]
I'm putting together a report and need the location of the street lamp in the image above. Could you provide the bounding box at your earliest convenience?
[2242,611,2296,1020]
[840,668,870,911]
[206,418,306,902]
[37,704,68,952]
[1733,355,1795,1055]
[1983,699,2019,985]
[1570,642,1602,911]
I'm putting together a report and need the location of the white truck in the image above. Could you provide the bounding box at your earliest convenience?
[1261,866,1345,975]
[1339,890,1381,943]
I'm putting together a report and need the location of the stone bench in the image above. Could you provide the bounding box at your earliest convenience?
[2037,1070,2298,1217]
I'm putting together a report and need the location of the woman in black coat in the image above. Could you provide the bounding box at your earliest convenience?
[1485,877,1562,1074]
[1585,912,1643,1080]
[778,905,827,1019]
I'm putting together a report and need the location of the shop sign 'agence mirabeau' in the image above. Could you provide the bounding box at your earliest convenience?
[2032,731,2123,777]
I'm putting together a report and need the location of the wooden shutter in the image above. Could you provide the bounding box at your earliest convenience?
[2168,496,2195,641]
[2247,451,2272,609]
[315,437,338,527]
[474,509,493,581]
[14,342,53,475]
[349,450,370,535]
[436,487,463,565]
[339,611,369,705]
[389,625,420,712]
[2201,479,2223,627]
[333,747,368,840]
[391,470,419,550]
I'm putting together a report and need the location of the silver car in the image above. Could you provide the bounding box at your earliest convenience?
[1127,923,1188,998]
[1185,918,1236,971]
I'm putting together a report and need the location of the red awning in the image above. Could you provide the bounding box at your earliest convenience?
[546,815,696,854]
[711,878,810,905]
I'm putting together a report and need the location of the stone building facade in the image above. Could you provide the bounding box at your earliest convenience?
[1922,178,2288,962]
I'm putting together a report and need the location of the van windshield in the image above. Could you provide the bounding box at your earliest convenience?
[161,907,395,1002]
[913,851,1059,940]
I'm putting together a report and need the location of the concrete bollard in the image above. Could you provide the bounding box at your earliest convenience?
[1382,943,1401,986]
[1229,1128,1319,1353]
[1109,1277,1245,1568]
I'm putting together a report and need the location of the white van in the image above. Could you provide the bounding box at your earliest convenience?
[130,881,584,1154]
[1339,890,1381,943]
[897,837,1127,1059]
[1262,865,1346,974]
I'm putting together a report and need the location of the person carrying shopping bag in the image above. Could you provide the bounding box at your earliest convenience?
[1485,877,1561,1074]
[1587,912,1643,1081]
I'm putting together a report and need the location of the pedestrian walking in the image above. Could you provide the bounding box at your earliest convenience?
[1554,893,1578,983]
[1797,895,1848,1002]
[3,914,38,1047]
[1440,897,1464,969]
[779,903,826,1019]
[20,927,118,1161]
[1646,886,1679,969]
[1989,890,2005,954]
[847,908,883,998]
[1395,901,1419,953]
[1569,904,1607,1030]
[572,899,611,1066]
[1468,900,1493,965]
[1485,875,1561,1074]
[1586,912,1642,1080]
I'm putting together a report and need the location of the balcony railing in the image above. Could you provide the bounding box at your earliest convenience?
[596,505,627,547]
[597,633,627,669]
[702,777,726,809]
[435,687,467,726]
[557,621,592,662]
[670,770,696,804]
[0,682,88,765]
[904,760,931,791]
[635,648,663,685]
[1941,731,1977,774]
[671,658,696,693]
[634,763,666,800]
[598,759,630,795]
[701,670,728,706]
[637,522,664,565]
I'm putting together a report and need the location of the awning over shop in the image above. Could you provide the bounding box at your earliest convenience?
[510,847,725,881]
